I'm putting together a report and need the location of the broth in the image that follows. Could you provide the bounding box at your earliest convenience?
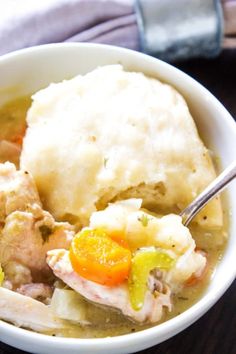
[0,97,227,338]
[0,96,31,167]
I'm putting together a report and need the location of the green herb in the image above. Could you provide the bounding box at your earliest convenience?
[104,157,108,167]
[39,225,53,244]
[138,214,150,227]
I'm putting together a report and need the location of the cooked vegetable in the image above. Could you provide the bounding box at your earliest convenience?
[107,230,129,248]
[0,265,4,286]
[138,214,150,227]
[51,288,124,325]
[128,248,174,311]
[69,229,132,286]
[51,288,89,324]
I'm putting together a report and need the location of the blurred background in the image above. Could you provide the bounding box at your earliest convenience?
[0,0,235,59]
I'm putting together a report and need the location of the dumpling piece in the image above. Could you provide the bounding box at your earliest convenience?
[21,65,222,227]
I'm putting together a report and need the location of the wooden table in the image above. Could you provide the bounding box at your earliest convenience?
[1,50,235,354]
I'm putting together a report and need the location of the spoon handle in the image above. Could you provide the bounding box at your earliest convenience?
[180,160,236,226]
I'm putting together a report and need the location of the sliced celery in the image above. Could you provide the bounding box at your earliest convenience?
[0,265,4,286]
[128,248,174,311]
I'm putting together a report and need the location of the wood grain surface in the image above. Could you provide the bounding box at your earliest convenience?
[0,49,235,354]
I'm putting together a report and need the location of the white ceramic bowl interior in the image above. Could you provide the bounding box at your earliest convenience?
[0,43,235,354]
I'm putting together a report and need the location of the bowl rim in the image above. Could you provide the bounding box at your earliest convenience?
[0,42,235,352]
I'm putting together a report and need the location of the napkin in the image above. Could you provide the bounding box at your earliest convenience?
[0,0,139,55]
[0,0,235,58]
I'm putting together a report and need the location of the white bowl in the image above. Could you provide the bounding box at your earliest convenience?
[0,43,235,354]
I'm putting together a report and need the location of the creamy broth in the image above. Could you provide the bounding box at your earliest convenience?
[0,97,227,338]
[0,96,31,167]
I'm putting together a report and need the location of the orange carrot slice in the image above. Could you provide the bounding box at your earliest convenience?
[69,229,131,286]
[107,230,129,248]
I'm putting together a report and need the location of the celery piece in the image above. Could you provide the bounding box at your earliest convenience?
[0,265,4,286]
[128,248,174,311]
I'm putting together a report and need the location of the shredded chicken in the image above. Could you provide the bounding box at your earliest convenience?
[3,261,32,287]
[16,283,53,304]
[0,162,74,283]
[0,161,40,221]
[47,249,172,324]
[0,287,64,332]
[0,208,73,276]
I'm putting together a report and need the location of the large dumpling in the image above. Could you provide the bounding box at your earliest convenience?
[20,65,222,227]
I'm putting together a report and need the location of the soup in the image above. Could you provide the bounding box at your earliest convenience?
[0,66,227,338]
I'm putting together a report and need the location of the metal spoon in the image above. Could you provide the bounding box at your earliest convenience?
[180,160,236,226]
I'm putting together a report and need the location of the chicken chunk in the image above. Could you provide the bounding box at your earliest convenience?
[47,249,172,323]
[0,208,73,279]
[16,283,53,304]
[0,162,74,283]
[0,161,40,222]
[3,261,32,287]
[0,287,65,332]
